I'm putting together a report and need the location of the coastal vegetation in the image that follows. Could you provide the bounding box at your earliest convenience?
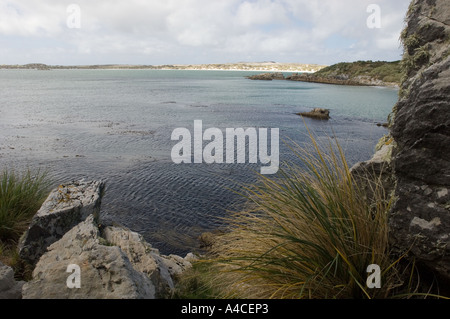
[313,60,402,85]
[174,133,423,299]
[247,60,402,87]
[0,168,51,278]
[285,60,402,87]
[2,0,449,301]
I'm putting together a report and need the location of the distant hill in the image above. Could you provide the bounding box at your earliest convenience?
[314,60,402,84]
[0,62,326,73]
[286,61,402,87]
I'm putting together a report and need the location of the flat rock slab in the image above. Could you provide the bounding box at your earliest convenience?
[18,180,105,265]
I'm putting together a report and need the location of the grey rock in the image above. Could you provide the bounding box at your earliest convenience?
[246,72,285,81]
[160,254,192,277]
[0,262,24,299]
[389,0,450,279]
[103,225,192,298]
[18,180,105,265]
[351,141,396,204]
[22,215,155,299]
[102,226,173,297]
[17,180,193,299]
[297,108,330,120]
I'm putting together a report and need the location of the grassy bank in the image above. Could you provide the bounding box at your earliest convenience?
[314,60,402,85]
[0,168,51,278]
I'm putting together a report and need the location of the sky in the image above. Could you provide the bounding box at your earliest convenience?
[0,0,411,66]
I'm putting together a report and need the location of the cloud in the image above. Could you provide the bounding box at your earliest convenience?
[0,0,411,65]
[0,1,65,37]
[235,0,288,27]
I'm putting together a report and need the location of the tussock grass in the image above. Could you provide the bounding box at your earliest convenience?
[0,168,50,279]
[199,133,417,299]
[172,262,224,299]
[0,168,51,244]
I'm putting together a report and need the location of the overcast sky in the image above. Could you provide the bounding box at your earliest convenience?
[0,0,411,66]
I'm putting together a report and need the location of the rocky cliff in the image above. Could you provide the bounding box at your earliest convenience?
[389,0,450,280]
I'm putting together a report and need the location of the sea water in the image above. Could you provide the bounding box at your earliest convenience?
[0,69,398,254]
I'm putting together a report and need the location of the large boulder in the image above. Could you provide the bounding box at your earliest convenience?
[18,180,105,265]
[0,262,24,299]
[389,0,450,279]
[22,215,156,299]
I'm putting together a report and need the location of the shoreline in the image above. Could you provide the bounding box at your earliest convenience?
[0,67,317,73]
[157,68,316,73]
[0,62,326,73]
[0,67,397,256]
[246,71,400,88]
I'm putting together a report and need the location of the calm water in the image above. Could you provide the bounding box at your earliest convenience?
[0,69,398,254]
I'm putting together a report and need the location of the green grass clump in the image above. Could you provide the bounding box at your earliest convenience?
[403,33,422,52]
[0,168,51,243]
[400,44,431,85]
[0,168,51,279]
[193,133,423,299]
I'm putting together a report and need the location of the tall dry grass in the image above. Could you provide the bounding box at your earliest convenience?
[203,134,416,299]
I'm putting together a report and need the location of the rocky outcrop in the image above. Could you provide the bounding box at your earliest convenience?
[22,215,156,299]
[389,0,450,279]
[284,60,401,88]
[297,108,330,120]
[102,226,193,298]
[246,72,285,81]
[22,215,193,299]
[286,73,398,87]
[20,181,193,299]
[18,180,105,265]
[286,73,370,86]
[0,262,24,299]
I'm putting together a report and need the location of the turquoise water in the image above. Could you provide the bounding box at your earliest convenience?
[0,69,398,254]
